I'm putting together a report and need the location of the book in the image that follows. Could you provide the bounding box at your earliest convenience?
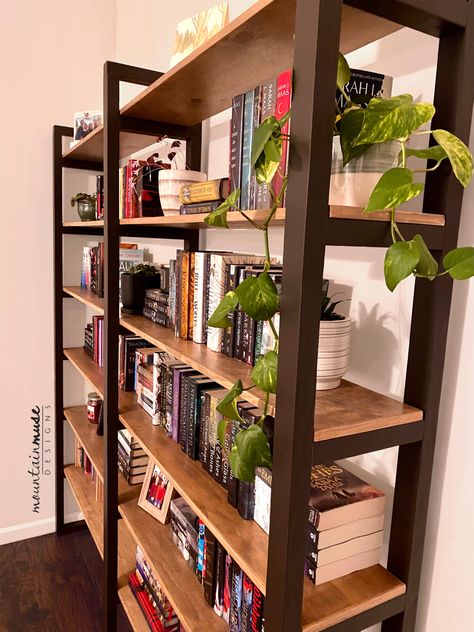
[240,89,256,211]
[273,69,292,202]
[192,251,210,344]
[137,163,163,217]
[170,498,198,572]
[336,68,393,112]
[187,377,220,460]
[222,552,232,624]
[230,561,243,632]
[196,519,206,584]
[179,370,201,450]
[249,86,262,210]
[251,585,264,632]
[188,251,195,340]
[229,93,245,208]
[203,527,218,606]
[255,77,277,209]
[180,200,221,215]
[238,480,255,521]
[307,513,384,554]
[214,541,226,617]
[241,573,253,632]
[179,178,231,204]
[304,547,381,585]
[306,529,383,567]
[254,467,272,534]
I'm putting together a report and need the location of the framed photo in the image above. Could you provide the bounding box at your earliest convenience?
[73,110,102,142]
[169,2,229,69]
[138,461,174,524]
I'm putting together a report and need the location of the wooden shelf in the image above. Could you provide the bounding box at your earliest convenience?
[63,220,104,228]
[63,286,104,311]
[64,464,104,556]
[301,565,405,632]
[119,405,268,594]
[64,405,141,504]
[329,206,445,227]
[63,1,400,162]
[120,499,227,631]
[118,581,150,632]
[63,344,423,443]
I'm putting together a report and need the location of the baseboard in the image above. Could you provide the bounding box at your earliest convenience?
[0,511,83,546]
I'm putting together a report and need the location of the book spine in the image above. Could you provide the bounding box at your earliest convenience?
[179,179,229,205]
[249,87,261,209]
[221,419,233,488]
[207,255,225,352]
[251,585,264,632]
[179,374,190,451]
[221,264,237,358]
[196,519,206,584]
[180,200,220,215]
[240,90,255,211]
[256,78,277,209]
[193,252,206,344]
[186,380,198,458]
[223,553,232,624]
[179,251,189,339]
[165,364,175,437]
[188,251,195,341]
[273,69,292,201]
[237,480,255,521]
[204,253,212,348]
[172,369,181,443]
[230,561,243,632]
[201,392,211,471]
[142,306,169,327]
[174,252,182,337]
[169,259,176,330]
[254,320,263,361]
[214,541,225,617]
[230,94,245,208]
[304,557,316,584]
[227,421,239,507]
[203,527,218,607]
[241,574,253,632]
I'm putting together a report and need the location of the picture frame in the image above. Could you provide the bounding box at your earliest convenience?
[138,461,174,524]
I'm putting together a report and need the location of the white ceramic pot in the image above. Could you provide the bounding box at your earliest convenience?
[158,169,207,216]
[316,318,352,390]
[329,137,399,208]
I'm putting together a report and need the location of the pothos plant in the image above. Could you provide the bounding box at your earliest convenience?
[205,53,474,483]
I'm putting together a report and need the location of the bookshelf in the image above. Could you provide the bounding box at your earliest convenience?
[53,1,474,631]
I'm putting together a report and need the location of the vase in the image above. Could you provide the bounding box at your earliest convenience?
[316,318,352,390]
[77,200,96,221]
[158,170,207,216]
[121,273,161,315]
[329,138,399,209]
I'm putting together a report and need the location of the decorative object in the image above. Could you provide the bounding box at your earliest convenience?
[316,294,351,390]
[169,2,229,69]
[138,461,174,524]
[158,170,207,216]
[121,264,161,315]
[73,110,102,142]
[71,193,97,221]
[86,392,103,424]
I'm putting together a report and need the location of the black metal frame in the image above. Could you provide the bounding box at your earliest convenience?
[53,1,474,630]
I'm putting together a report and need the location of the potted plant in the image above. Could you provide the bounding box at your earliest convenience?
[317,294,351,390]
[121,263,161,315]
[71,193,97,221]
[156,140,206,215]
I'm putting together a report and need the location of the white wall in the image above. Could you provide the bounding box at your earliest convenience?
[0,0,117,544]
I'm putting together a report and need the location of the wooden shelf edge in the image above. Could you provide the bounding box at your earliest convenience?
[63,286,104,312]
[329,205,445,226]
[63,220,104,228]
[64,464,103,558]
[118,584,150,632]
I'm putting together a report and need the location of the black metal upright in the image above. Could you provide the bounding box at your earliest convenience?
[265,1,343,629]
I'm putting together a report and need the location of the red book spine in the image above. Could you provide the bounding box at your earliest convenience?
[273,69,292,202]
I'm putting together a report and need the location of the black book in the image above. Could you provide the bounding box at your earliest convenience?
[237,480,255,521]
[123,337,152,391]
[227,402,259,508]
[179,371,200,451]
[137,163,163,217]
[142,306,169,327]
[230,561,243,632]
[241,573,253,632]
[203,527,218,607]
[213,541,226,617]
[187,378,220,460]
[180,200,221,215]
[230,94,245,208]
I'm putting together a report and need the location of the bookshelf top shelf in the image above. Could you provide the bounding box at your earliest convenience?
[62,0,400,162]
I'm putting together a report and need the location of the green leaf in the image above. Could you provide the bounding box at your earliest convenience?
[255,152,280,185]
[251,117,278,167]
[216,379,243,421]
[229,425,272,482]
[432,129,473,188]
[339,108,371,165]
[278,108,291,128]
[336,53,351,93]
[251,350,278,394]
[235,272,279,321]
[384,240,420,291]
[264,137,282,163]
[403,145,447,162]
[443,247,474,280]
[354,94,435,145]
[217,420,227,451]
[207,291,238,328]
[204,189,241,227]
[364,167,424,213]
[412,234,438,279]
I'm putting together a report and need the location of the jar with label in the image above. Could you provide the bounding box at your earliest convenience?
[87,392,103,424]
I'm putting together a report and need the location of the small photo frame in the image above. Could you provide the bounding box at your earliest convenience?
[73,110,102,141]
[138,461,174,524]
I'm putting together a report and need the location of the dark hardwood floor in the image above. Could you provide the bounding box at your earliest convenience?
[0,528,132,632]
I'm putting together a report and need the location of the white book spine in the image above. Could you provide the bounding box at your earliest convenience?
[207,255,225,352]
[193,252,206,344]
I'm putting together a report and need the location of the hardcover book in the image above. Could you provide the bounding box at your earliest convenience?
[179,178,230,204]
[230,561,243,632]
[336,68,393,111]
[230,93,245,208]
[255,77,277,209]
[240,89,256,211]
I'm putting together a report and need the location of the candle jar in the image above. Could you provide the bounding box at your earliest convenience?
[87,392,103,424]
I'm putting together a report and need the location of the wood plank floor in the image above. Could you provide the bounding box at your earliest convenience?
[0,529,132,632]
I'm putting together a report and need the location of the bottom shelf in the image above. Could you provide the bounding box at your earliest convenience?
[118,580,150,632]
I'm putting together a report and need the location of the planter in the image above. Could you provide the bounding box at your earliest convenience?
[76,200,96,221]
[329,138,399,208]
[121,273,160,315]
[158,169,207,216]
[316,318,352,390]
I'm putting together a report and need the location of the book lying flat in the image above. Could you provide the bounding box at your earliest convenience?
[305,548,381,585]
[310,513,385,551]
[316,530,383,567]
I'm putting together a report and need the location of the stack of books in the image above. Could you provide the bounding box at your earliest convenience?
[143,288,171,328]
[178,177,230,215]
[74,438,103,502]
[129,545,180,631]
[169,496,265,629]
[118,429,148,486]
[83,315,104,366]
[253,462,385,585]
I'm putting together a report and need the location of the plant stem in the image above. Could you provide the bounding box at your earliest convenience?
[263,390,270,417]
[263,227,271,271]
[238,210,264,230]
[399,140,407,168]
[269,317,279,343]
[412,160,443,174]
[390,208,398,244]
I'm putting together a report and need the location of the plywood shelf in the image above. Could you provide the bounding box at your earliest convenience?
[120,499,227,631]
[118,582,150,632]
[63,286,104,311]
[301,565,405,632]
[63,1,400,162]
[63,344,423,443]
[329,206,445,227]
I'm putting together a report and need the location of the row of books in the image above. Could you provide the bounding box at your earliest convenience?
[230,69,292,211]
[170,496,265,630]
[74,438,103,502]
[84,315,104,367]
[140,252,282,367]
[118,429,149,486]
[253,462,385,585]
[129,546,180,632]
[81,242,144,299]
[119,159,168,219]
